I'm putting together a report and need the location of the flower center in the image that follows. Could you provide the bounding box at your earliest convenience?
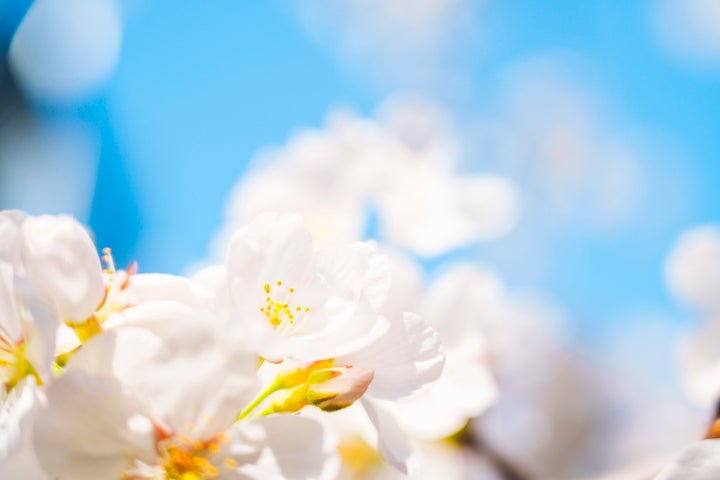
[157,433,236,480]
[0,337,40,392]
[260,280,310,329]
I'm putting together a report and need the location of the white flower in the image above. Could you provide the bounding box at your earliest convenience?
[222,214,444,473]
[224,214,443,396]
[1,211,105,323]
[225,212,393,362]
[34,309,339,480]
[0,211,118,351]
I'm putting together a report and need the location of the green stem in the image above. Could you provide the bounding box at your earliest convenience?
[236,380,283,421]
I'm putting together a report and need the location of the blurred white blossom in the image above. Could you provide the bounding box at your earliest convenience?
[217,98,520,258]
[666,225,720,408]
[9,0,123,103]
[653,0,720,66]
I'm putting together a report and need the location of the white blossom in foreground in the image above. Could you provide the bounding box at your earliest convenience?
[0,211,106,325]
[222,214,444,397]
[265,248,495,476]
[1,208,448,478]
[33,308,339,480]
[218,213,444,472]
[0,210,141,355]
[225,213,391,362]
[0,211,103,477]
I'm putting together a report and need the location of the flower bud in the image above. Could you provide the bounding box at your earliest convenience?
[306,366,374,412]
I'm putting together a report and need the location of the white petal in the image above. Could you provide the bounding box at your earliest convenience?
[314,242,390,310]
[34,371,156,480]
[236,415,340,480]
[380,248,423,319]
[360,397,414,475]
[655,440,720,480]
[340,312,445,399]
[21,215,103,322]
[101,300,193,332]
[0,262,23,343]
[0,265,56,380]
[280,303,391,362]
[226,213,314,309]
[68,318,259,440]
[192,264,230,306]
[0,379,48,480]
[125,273,216,310]
[392,340,498,440]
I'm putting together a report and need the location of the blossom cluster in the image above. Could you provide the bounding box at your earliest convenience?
[0,210,449,479]
[0,102,574,480]
[2,103,719,479]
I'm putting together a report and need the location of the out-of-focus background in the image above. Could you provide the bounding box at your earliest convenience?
[1,0,719,477]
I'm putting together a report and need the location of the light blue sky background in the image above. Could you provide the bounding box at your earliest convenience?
[2,0,719,337]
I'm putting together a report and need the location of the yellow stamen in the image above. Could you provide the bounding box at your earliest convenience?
[260,281,310,329]
[0,340,42,392]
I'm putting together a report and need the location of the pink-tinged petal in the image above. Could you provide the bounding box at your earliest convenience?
[340,312,444,400]
[236,415,340,480]
[34,372,156,480]
[655,440,720,480]
[21,215,103,322]
[307,366,375,412]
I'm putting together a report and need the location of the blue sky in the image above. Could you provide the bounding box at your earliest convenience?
[2,0,719,333]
